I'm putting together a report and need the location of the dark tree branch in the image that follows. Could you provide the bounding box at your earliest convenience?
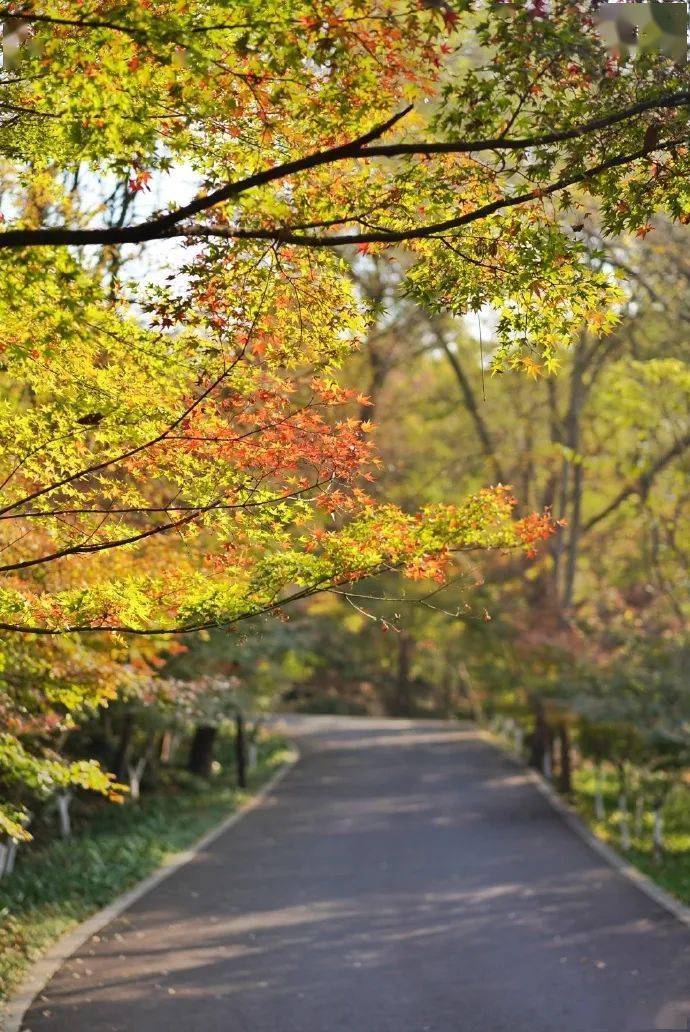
[0,509,201,573]
[583,430,690,533]
[0,9,391,39]
[0,334,254,519]
[433,327,506,484]
[0,107,413,249]
[0,541,519,636]
[0,93,686,250]
[360,92,690,158]
[178,138,686,249]
[0,479,330,520]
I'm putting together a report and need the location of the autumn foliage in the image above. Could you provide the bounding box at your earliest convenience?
[1,0,689,837]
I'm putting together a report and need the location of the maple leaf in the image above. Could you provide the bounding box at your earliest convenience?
[521,357,543,380]
[128,170,152,193]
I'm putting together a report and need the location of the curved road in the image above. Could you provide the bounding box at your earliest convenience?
[22,717,690,1031]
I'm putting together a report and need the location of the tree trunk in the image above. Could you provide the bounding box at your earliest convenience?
[557,722,572,795]
[188,725,217,778]
[562,334,588,610]
[159,729,176,765]
[437,331,505,484]
[235,711,247,789]
[528,698,548,772]
[457,661,483,723]
[390,631,413,716]
[3,839,18,877]
[563,459,583,609]
[114,712,135,781]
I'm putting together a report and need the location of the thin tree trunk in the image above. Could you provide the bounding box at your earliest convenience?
[159,728,175,764]
[563,459,583,609]
[3,839,18,876]
[390,631,413,716]
[457,661,483,723]
[114,712,135,781]
[562,335,587,610]
[528,698,549,773]
[558,722,572,795]
[436,332,506,484]
[56,791,72,839]
[235,711,247,789]
[127,756,148,801]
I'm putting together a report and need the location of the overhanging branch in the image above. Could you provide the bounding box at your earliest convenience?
[0,96,687,251]
[177,139,685,248]
[0,542,520,636]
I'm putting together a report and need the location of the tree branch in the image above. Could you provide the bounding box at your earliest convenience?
[360,92,690,158]
[0,509,201,573]
[583,429,690,533]
[0,94,686,250]
[433,327,506,483]
[0,107,412,249]
[0,542,517,636]
[178,139,686,249]
[0,335,254,519]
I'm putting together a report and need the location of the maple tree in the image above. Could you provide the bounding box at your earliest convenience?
[2,1,690,838]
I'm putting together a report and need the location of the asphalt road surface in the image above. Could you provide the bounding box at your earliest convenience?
[22,717,690,1032]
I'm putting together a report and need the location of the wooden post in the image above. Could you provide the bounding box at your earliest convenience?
[528,699,547,772]
[127,756,148,801]
[56,791,72,839]
[543,747,553,781]
[634,795,645,839]
[653,805,665,864]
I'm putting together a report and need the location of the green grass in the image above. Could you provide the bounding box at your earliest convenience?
[0,736,291,1002]
[572,766,690,906]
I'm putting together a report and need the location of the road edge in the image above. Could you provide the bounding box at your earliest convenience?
[477,730,690,930]
[1,750,300,1032]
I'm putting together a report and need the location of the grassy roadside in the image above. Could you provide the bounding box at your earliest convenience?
[484,729,690,907]
[0,735,291,1003]
[572,766,690,906]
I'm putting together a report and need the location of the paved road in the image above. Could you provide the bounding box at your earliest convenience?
[22,717,690,1031]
